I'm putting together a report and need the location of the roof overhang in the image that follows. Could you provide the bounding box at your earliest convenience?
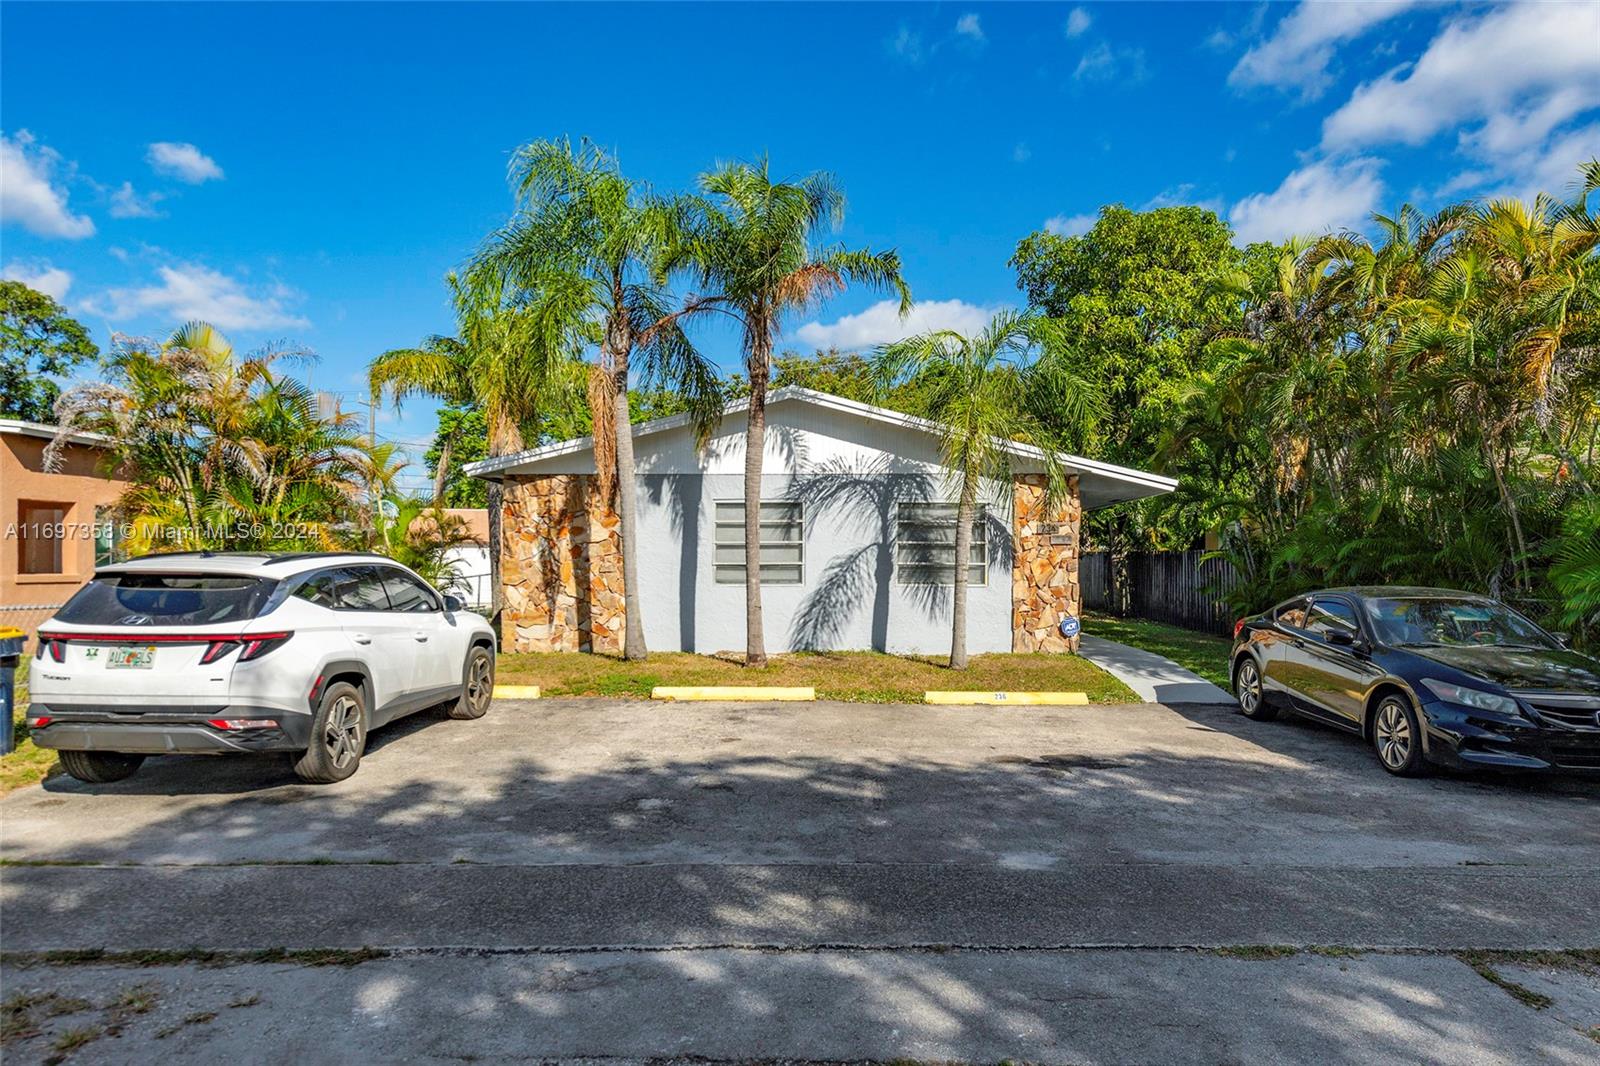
[0,418,115,448]
[464,387,1177,510]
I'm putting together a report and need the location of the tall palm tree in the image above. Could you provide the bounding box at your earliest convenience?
[368,272,560,614]
[470,138,722,661]
[687,159,910,666]
[875,311,1098,668]
[369,331,474,502]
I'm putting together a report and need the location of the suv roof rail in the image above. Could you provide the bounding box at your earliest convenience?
[259,551,391,566]
[124,549,274,560]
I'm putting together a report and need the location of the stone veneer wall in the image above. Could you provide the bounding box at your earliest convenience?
[1011,473,1082,652]
[500,474,625,654]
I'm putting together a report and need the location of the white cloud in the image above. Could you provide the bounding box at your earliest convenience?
[1230,0,1425,100]
[1045,212,1096,237]
[88,262,308,331]
[1074,42,1147,83]
[3,261,73,301]
[1012,142,1032,164]
[109,181,165,219]
[795,298,997,349]
[888,25,925,65]
[1065,7,1092,38]
[955,13,984,42]
[1229,157,1386,243]
[146,141,224,184]
[1142,184,1226,215]
[1322,4,1600,151]
[0,130,95,239]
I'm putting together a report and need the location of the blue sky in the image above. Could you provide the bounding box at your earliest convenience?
[4,1,1596,489]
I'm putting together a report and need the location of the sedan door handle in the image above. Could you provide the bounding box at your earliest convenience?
[351,632,372,645]
[413,631,430,642]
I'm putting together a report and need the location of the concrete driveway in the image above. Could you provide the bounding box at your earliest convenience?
[2,697,1597,1063]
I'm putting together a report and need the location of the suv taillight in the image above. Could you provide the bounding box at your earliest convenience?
[238,632,293,661]
[36,637,65,662]
[1233,618,1247,639]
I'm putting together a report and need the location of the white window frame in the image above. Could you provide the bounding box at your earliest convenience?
[895,502,988,586]
[713,500,805,585]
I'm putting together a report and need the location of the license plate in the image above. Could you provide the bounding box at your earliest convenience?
[106,646,156,669]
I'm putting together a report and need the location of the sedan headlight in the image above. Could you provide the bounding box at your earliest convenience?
[1420,678,1523,717]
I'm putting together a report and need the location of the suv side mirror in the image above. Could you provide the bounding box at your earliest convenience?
[443,594,465,614]
[1326,628,1357,647]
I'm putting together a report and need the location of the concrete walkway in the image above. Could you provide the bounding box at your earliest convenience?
[1078,633,1235,704]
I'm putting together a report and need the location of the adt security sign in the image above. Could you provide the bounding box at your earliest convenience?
[1059,615,1081,639]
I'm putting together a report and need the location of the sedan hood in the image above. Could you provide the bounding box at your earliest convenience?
[1406,645,1600,693]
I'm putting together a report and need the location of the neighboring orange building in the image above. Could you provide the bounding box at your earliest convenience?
[1,419,129,639]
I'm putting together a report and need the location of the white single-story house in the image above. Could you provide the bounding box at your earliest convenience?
[465,387,1175,656]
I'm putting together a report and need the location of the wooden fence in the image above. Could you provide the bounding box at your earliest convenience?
[1081,550,1241,636]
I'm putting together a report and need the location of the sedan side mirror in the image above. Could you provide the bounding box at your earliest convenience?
[443,594,465,614]
[1326,628,1357,647]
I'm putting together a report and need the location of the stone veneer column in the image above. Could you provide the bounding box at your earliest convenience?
[1011,473,1082,652]
[499,474,625,654]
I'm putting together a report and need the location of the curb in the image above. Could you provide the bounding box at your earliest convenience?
[651,686,816,702]
[923,691,1089,706]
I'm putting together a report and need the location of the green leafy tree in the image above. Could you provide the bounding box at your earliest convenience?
[875,311,1098,667]
[0,280,99,421]
[52,324,379,554]
[687,159,910,666]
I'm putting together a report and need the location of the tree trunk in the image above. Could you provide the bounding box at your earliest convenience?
[949,473,976,670]
[613,350,648,661]
[743,336,770,668]
[431,436,452,505]
[1488,444,1531,592]
[487,480,503,618]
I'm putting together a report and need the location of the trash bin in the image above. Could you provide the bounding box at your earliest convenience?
[0,626,24,757]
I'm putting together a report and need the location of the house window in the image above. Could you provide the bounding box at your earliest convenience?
[714,501,804,584]
[93,504,123,567]
[18,501,68,575]
[896,503,987,585]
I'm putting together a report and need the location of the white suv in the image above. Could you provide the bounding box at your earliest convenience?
[26,551,497,784]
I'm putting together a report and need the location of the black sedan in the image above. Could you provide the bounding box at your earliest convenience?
[1229,586,1600,776]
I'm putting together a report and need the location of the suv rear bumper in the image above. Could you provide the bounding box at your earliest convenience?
[27,702,312,755]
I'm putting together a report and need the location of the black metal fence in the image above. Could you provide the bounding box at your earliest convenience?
[1081,550,1241,636]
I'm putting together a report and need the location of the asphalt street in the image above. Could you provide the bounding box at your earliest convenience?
[2,697,1596,1062]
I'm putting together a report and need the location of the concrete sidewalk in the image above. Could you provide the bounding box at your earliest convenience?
[1078,633,1235,704]
[4,949,1597,1065]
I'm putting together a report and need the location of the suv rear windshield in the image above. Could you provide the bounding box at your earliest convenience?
[56,573,279,627]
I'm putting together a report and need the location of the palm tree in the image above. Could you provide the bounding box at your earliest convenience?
[368,272,560,613]
[687,158,910,666]
[875,311,1099,668]
[470,138,723,661]
[369,331,474,502]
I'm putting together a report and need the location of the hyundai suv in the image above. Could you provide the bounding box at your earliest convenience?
[26,551,498,784]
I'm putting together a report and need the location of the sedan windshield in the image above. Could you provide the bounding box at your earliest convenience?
[1364,596,1555,650]
[56,573,278,626]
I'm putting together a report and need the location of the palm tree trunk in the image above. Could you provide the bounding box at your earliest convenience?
[613,352,648,661]
[432,436,452,504]
[949,472,976,670]
[743,335,770,668]
[487,480,503,618]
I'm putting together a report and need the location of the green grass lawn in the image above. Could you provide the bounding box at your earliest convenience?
[497,649,1137,704]
[1083,613,1234,689]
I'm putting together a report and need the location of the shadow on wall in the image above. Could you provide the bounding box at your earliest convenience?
[784,461,1015,652]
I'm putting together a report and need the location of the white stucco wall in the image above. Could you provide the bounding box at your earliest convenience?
[631,471,1014,655]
